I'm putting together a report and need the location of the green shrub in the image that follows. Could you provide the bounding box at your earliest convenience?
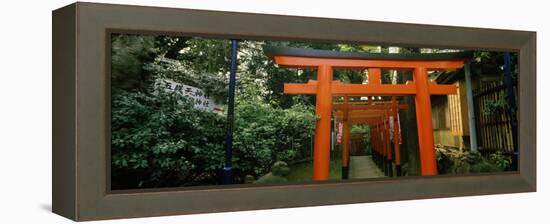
[469,161,500,173]
[253,161,291,184]
[436,146,508,175]
[488,151,512,170]
[233,100,316,179]
[111,89,226,189]
[111,87,316,188]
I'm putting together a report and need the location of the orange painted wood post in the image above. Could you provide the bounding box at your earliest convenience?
[374,125,378,168]
[391,97,402,176]
[341,97,350,179]
[378,119,386,176]
[378,123,383,170]
[384,111,393,177]
[313,64,333,180]
[381,119,386,174]
[413,67,438,175]
[375,124,380,168]
[377,124,381,168]
[368,68,381,85]
[369,124,376,166]
[380,123,383,169]
[368,66,382,172]
[369,124,376,165]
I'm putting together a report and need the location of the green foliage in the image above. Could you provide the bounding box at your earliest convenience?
[338,44,380,53]
[111,87,317,188]
[472,51,519,81]
[350,125,371,149]
[110,34,234,189]
[252,161,291,184]
[253,173,288,184]
[237,40,316,108]
[350,125,370,134]
[483,98,507,115]
[111,89,226,189]
[483,91,508,116]
[154,36,192,60]
[435,146,507,175]
[286,160,342,182]
[233,100,316,178]
[271,161,291,176]
[469,161,498,173]
[111,34,159,92]
[435,147,454,174]
[489,151,512,170]
[143,36,232,103]
[178,38,233,74]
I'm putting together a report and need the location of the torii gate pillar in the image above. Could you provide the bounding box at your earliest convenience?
[414,67,437,175]
[312,65,333,180]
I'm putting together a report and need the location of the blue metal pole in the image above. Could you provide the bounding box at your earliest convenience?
[503,52,518,170]
[223,40,238,184]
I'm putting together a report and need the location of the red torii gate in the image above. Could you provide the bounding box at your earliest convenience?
[333,97,408,178]
[355,97,407,176]
[265,47,468,180]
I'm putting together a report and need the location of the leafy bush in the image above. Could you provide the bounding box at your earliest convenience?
[350,124,371,146]
[469,161,499,173]
[111,89,226,189]
[488,151,512,170]
[252,161,291,184]
[111,87,317,188]
[435,146,506,175]
[111,34,158,92]
[232,101,316,179]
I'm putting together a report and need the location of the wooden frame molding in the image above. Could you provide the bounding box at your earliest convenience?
[52,2,536,221]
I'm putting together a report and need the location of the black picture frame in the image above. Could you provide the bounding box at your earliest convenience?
[53,2,536,221]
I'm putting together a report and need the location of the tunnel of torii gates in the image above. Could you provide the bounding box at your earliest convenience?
[333,97,409,178]
[265,46,471,181]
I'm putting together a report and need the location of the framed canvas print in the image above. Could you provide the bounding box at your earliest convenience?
[52,2,536,221]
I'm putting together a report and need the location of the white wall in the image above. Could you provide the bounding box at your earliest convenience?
[0,0,547,223]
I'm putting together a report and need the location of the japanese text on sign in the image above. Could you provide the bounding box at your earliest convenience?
[156,79,223,112]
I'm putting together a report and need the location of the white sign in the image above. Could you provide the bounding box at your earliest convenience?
[336,122,343,144]
[389,114,402,144]
[156,79,223,112]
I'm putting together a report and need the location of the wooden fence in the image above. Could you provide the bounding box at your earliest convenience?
[473,80,518,155]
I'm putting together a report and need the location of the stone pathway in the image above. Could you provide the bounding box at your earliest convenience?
[349,156,386,179]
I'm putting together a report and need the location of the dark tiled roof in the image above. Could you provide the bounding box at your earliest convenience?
[264,46,473,61]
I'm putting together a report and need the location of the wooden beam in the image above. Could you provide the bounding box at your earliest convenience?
[429,81,458,95]
[283,80,317,94]
[331,82,417,95]
[333,104,409,110]
[285,80,457,96]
